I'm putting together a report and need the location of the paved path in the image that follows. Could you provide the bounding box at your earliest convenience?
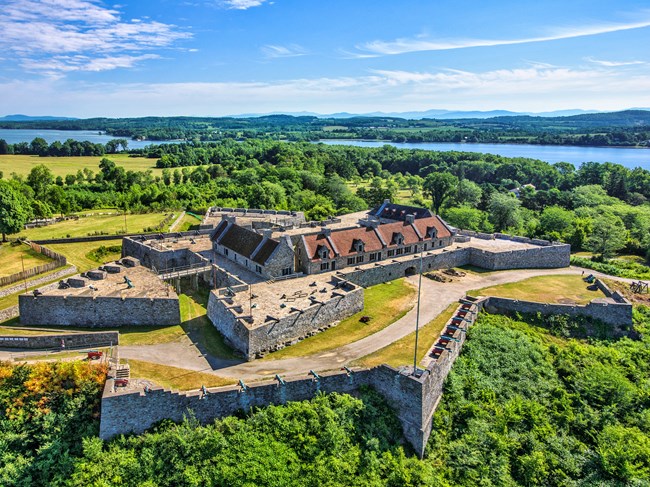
[120,266,593,380]
[168,211,186,232]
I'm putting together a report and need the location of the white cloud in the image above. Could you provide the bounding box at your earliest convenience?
[585,57,646,67]
[223,0,267,9]
[261,44,308,58]
[352,18,650,57]
[0,0,190,74]
[3,64,649,117]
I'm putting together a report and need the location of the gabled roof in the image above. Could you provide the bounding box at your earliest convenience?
[213,222,281,265]
[412,216,452,239]
[252,239,279,265]
[375,221,420,247]
[374,202,433,221]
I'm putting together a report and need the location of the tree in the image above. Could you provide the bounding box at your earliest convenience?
[26,164,54,199]
[488,192,522,232]
[0,180,32,241]
[538,206,574,240]
[423,172,459,214]
[585,215,627,258]
[453,179,482,208]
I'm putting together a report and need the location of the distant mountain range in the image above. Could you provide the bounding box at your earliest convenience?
[0,114,79,122]
[232,108,612,120]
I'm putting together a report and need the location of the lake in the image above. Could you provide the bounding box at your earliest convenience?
[319,139,650,170]
[0,129,176,150]
[0,129,648,169]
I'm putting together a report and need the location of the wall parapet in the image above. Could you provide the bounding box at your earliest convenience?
[0,330,118,349]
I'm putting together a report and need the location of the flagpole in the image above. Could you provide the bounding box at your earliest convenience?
[413,243,424,375]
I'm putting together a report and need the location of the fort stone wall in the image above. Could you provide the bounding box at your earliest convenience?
[483,296,633,335]
[19,295,180,327]
[0,331,119,349]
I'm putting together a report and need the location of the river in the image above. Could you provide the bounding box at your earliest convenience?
[319,139,650,170]
[0,129,648,169]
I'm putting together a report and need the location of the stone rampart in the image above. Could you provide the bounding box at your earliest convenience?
[483,296,633,333]
[101,298,483,458]
[469,244,570,270]
[0,331,118,349]
[340,248,471,288]
[19,295,180,327]
[207,284,364,359]
[122,236,211,272]
[339,241,570,288]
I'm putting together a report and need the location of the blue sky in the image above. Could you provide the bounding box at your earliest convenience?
[1,0,649,117]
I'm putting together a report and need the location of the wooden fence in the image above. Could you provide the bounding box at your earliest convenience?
[0,242,67,288]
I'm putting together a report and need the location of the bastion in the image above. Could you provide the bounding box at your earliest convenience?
[19,259,180,327]
[207,274,363,359]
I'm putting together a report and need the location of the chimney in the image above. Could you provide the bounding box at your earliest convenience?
[405,214,415,224]
[383,198,391,205]
[222,215,236,224]
[321,227,331,237]
[262,229,273,238]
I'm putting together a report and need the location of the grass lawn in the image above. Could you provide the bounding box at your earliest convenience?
[0,153,165,178]
[118,291,236,361]
[353,302,458,368]
[46,239,123,272]
[175,212,203,232]
[263,278,417,360]
[127,359,235,391]
[0,241,53,277]
[468,274,601,305]
[0,326,63,336]
[17,212,174,240]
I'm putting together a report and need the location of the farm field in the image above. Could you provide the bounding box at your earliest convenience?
[0,154,164,177]
[17,212,175,240]
[0,242,53,277]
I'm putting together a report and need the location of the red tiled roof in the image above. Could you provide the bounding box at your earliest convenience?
[412,216,452,239]
[328,226,383,258]
[303,234,335,261]
[375,220,421,247]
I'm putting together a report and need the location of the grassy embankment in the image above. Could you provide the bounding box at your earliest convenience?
[353,302,458,368]
[264,278,416,360]
[467,274,602,305]
[0,241,53,277]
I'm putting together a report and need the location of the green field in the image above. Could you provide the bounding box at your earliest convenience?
[0,154,164,178]
[17,212,174,240]
[264,279,416,360]
[0,242,53,277]
[468,274,602,305]
[46,239,123,272]
[127,359,235,391]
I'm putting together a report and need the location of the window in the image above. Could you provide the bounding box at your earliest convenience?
[387,249,395,257]
[320,262,330,271]
[347,257,355,265]
[356,255,364,263]
[439,241,443,247]
[318,246,329,259]
[224,248,229,256]
[354,239,365,253]
[404,246,412,254]
[396,248,403,256]
[369,252,377,262]
[424,243,428,251]
[282,267,291,276]
[255,265,262,273]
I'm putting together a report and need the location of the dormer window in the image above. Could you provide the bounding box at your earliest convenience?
[426,226,437,239]
[392,232,404,246]
[353,239,365,253]
[317,245,329,260]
